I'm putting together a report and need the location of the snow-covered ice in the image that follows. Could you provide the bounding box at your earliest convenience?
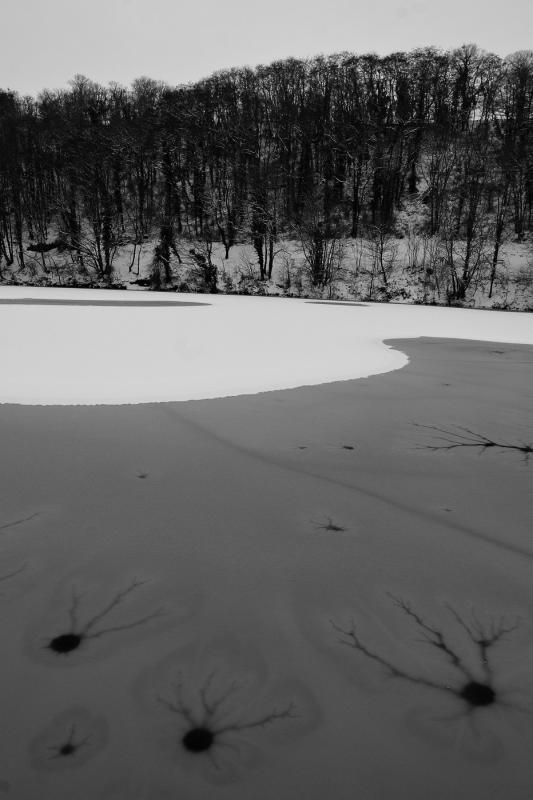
[1,285,532,404]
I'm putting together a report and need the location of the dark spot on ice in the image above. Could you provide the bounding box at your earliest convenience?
[48,633,82,654]
[182,727,215,753]
[342,445,355,450]
[297,446,307,450]
[58,742,76,756]
[459,681,496,707]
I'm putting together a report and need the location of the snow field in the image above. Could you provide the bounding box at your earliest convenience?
[1,286,532,405]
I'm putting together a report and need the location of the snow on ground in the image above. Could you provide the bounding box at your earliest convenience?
[15,233,533,310]
[1,285,532,405]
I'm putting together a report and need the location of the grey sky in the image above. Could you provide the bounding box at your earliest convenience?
[2,0,532,96]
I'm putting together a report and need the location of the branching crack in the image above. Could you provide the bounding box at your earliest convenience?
[0,512,40,532]
[158,671,298,766]
[311,516,346,532]
[332,596,523,714]
[414,424,532,463]
[47,724,90,759]
[46,578,164,655]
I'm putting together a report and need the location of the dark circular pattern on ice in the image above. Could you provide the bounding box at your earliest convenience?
[48,633,82,654]
[459,681,496,707]
[58,742,76,756]
[182,727,215,753]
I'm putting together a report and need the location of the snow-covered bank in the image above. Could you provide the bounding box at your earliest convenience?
[1,286,532,405]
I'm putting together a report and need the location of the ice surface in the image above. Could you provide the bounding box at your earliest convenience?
[0,290,532,799]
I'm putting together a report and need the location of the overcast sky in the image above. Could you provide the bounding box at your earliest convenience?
[2,0,532,96]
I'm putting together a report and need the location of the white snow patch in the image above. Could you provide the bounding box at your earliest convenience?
[0,285,532,405]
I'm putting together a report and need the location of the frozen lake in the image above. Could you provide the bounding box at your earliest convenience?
[0,288,532,799]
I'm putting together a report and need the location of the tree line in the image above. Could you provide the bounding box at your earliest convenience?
[0,44,532,301]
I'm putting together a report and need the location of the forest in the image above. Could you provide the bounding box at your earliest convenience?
[0,44,532,306]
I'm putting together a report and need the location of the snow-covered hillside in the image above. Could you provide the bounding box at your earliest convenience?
[4,235,533,311]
